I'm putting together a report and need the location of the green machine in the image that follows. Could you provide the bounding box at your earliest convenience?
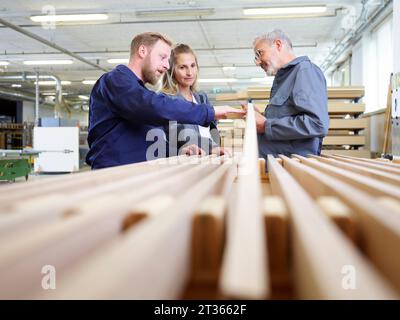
[0,149,40,182]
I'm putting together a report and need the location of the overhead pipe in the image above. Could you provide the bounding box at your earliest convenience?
[0,17,108,72]
[321,0,393,72]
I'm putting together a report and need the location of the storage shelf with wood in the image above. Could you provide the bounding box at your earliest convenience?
[215,86,370,158]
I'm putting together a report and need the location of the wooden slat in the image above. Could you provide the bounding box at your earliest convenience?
[190,196,225,285]
[263,196,290,292]
[0,162,224,299]
[329,119,368,130]
[323,154,400,175]
[268,155,397,299]
[33,162,236,299]
[327,101,365,114]
[323,136,365,145]
[321,149,371,158]
[293,155,400,200]
[310,155,400,186]
[280,155,400,293]
[252,102,365,115]
[316,196,357,243]
[338,155,400,169]
[219,103,269,299]
[216,86,365,101]
[0,163,200,238]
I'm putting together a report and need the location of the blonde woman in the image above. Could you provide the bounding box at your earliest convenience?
[161,44,227,156]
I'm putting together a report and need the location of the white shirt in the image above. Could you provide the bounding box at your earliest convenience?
[192,94,212,140]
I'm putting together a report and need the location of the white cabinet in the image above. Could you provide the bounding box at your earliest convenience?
[33,127,79,173]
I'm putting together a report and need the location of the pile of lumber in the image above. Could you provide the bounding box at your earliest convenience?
[216,86,369,158]
[0,107,399,300]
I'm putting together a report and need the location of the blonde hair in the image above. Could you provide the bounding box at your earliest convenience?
[161,44,199,95]
[130,32,173,57]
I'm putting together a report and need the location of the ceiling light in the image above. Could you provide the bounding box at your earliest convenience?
[222,66,236,71]
[35,81,71,86]
[243,6,327,16]
[107,58,129,64]
[24,60,73,65]
[30,14,108,23]
[198,78,238,83]
[0,61,10,66]
[78,95,90,100]
[82,80,96,85]
[11,84,22,88]
[136,8,214,18]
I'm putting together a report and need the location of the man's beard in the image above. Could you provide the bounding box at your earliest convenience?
[262,59,278,76]
[143,58,161,85]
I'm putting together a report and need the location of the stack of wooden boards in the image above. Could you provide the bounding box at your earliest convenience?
[216,86,369,158]
[0,123,24,150]
[0,106,399,300]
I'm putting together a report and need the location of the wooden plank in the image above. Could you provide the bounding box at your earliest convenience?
[310,155,400,186]
[190,196,225,285]
[0,163,223,299]
[324,154,400,175]
[329,119,368,130]
[323,136,365,146]
[321,149,371,158]
[252,102,365,115]
[328,101,365,114]
[339,156,400,169]
[280,155,400,294]
[0,163,199,238]
[33,162,236,299]
[263,196,290,292]
[219,103,269,299]
[316,196,357,243]
[293,155,400,200]
[216,87,364,101]
[268,155,398,299]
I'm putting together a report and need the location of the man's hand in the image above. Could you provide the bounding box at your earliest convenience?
[254,111,267,133]
[214,106,246,120]
[211,147,231,157]
[241,103,266,134]
[180,144,206,156]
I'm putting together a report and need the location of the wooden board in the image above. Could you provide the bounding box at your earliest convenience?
[268,155,397,299]
[280,155,400,294]
[219,103,269,299]
[323,136,365,146]
[329,119,368,130]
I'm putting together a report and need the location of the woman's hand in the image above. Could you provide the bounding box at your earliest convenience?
[180,144,206,156]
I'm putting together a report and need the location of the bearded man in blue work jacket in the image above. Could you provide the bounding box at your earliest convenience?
[86,32,244,169]
[248,29,329,161]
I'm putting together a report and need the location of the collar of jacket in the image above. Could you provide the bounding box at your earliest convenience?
[280,56,310,70]
[115,64,145,87]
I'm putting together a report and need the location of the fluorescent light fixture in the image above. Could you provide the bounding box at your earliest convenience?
[35,80,71,86]
[24,60,73,65]
[0,61,10,66]
[198,78,238,83]
[136,8,214,17]
[243,6,327,16]
[11,84,22,88]
[222,66,236,71]
[78,95,90,100]
[107,58,129,64]
[30,14,108,23]
[250,77,274,84]
[41,92,56,96]
[82,80,96,85]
